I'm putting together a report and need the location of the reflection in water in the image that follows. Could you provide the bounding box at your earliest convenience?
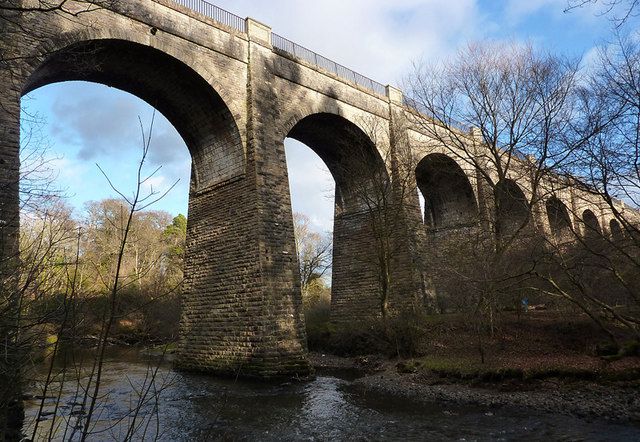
[24,348,640,441]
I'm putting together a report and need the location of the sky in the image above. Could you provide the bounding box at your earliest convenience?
[20,0,629,234]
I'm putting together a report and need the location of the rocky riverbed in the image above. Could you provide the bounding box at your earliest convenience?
[309,353,640,424]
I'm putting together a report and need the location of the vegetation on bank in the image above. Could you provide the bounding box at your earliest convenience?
[304,300,640,384]
[23,199,186,346]
[399,357,640,384]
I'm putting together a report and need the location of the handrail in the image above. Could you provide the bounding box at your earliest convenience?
[403,96,473,132]
[168,0,387,97]
[170,0,246,32]
[271,33,387,97]
[404,97,531,161]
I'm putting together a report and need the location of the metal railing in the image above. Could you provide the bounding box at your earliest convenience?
[168,1,386,97]
[404,95,533,160]
[403,96,477,132]
[271,33,387,97]
[170,0,246,32]
[403,96,422,113]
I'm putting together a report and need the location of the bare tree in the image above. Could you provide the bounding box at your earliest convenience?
[565,0,640,27]
[292,212,331,304]
[403,38,640,351]
[403,42,603,334]
[534,35,640,343]
[0,105,74,440]
[339,115,425,320]
[75,114,177,440]
[406,42,591,220]
[0,106,181,439]
[0,2,120,438]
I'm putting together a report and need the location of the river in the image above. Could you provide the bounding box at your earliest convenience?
[23,348,640,441]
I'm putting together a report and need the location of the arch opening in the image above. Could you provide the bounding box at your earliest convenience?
[285,140,334,335]
[610,219,624,242]
[546,197,572,239]
[285,112,390,322]
[23,38,244,192]
[415,153,478,230]
[582,209,601,239]
[18,38,252,367]
[21,81,192,216]
[495,179,530,238]
[286,113,388,215]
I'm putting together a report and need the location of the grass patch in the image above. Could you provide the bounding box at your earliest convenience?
[408,357,524,381]
[601,341,640,361]
[404,355,640,383]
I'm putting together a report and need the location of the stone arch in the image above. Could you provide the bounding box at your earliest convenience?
[13,37,302,376]
[22,23,245,113]
[284,112,392,320]
[610,219,624,241]
[22,38,244,192]
[276,87,374,133]
[495,179,530,237]
[582,209,601,238]
[546,197,572,238]
[286,112,388,214]
[415,153,478,229]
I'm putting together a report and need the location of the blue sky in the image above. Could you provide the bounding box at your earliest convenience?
[21,0,630,233]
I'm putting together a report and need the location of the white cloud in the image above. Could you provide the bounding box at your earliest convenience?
[50,91,140,160]
[285,140,335,233]
[49,157,87,187]
[581,44,602,74]
[214,0,483,84]
[505,0,558,23]
[143,175,167,195]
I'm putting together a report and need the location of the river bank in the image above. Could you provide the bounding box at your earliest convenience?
[309,353,640,424]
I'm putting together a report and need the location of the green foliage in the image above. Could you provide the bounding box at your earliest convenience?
[595,342,620,357]
[622,341,640,357]
[401,353,640,383]
[171,213,187,234]
[162,213,187,287]
[304,294,331,351]
[21,199,187,344]
[409,357,609,383]
[326,320,391,356]
[27,286,181,344]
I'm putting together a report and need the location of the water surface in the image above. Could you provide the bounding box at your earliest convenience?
[24,348,640,441]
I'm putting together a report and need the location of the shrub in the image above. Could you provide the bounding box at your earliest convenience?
[325,309,430,358]
[304,295,332,351]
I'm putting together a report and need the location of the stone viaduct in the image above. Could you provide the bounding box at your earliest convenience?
[0,0,631,378]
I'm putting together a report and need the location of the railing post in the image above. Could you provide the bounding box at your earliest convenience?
[246,17,272,47]
[386,85,403,105]
[469,126,484,144]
